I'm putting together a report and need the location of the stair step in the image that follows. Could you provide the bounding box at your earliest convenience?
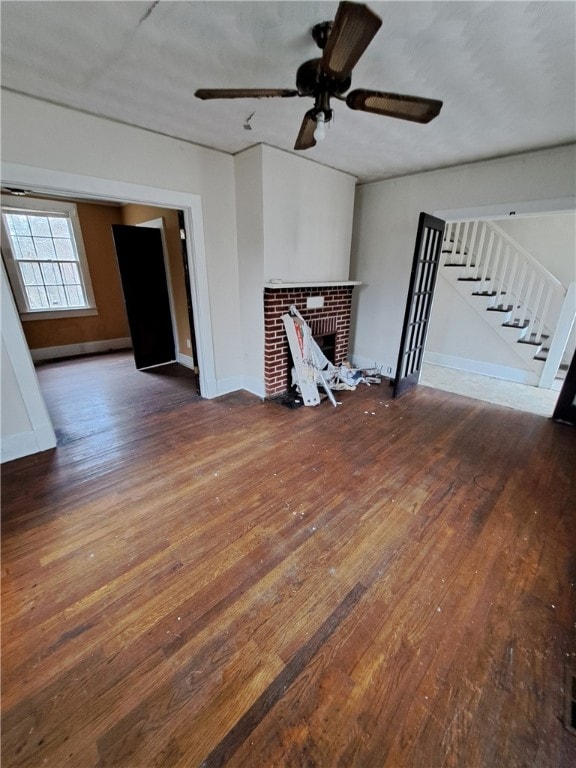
[502,320,529,329]
[534,347,550,361]
[472,290,497,297]
[487,305,514,313]
[517,337,543,347]
[458,277,483,282]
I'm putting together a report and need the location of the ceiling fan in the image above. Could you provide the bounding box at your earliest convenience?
[195,1,443,150]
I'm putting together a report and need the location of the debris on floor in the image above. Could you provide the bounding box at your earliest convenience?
[282,305,382,407]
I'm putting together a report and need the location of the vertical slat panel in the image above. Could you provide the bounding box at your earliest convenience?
[394,215,445,398]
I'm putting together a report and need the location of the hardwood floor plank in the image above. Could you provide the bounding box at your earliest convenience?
[199,585,367,768]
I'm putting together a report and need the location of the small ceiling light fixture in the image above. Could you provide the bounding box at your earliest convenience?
[313,112,326,142]
[243,111,255,131]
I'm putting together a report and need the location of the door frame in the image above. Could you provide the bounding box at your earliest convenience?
[1,162,216,398]
[552,347,576,425]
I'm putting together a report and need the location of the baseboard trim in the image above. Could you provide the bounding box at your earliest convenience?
[1,428,56,463]
[177,352,195,370]
[30,337,132,362]
[423,351,539,386]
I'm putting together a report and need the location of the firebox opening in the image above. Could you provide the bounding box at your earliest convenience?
[314,333,336,364]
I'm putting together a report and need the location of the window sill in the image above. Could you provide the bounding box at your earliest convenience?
[20,307,99,321]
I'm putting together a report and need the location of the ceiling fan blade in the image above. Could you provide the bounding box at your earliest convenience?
[294,111,317,150]
[346,89,443,123]
[321,2,382,78]
[195,88,299,100]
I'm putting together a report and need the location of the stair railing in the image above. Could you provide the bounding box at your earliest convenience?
[443,220,566,345]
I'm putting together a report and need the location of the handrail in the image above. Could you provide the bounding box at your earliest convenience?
[489,221,564,293]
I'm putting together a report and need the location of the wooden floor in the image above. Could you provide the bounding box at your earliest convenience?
[2,352,575,768]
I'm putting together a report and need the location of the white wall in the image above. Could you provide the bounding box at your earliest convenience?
[235,146,265,395]
[496,212,575,287]
[350,145,576,375]
[262,145,356,283]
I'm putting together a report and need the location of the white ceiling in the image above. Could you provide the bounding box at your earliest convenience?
[1,1,575,183]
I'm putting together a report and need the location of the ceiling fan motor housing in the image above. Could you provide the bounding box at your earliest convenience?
[296,58,351,97]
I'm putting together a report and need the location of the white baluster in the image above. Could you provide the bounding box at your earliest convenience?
[505,252,520,323]
[496,245,511,308]
[466,220,479,277]
[473,223,487,281]
[519,270,536,329]
[534,284,554,344]
[526,278,545,341]
[489,238,503,306]
[450,222,461,263]
[514,263,528,327]
[480,229,495,293]
[459,221,469,267]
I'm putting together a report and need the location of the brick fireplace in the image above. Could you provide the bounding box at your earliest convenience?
[264,282,360,397]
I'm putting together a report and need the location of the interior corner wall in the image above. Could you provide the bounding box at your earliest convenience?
[349,145,576,375]
[0,90,242,393]
[234,146,265,395]
[261,145,356,283]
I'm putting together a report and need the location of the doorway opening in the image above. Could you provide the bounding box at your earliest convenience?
[1,167,213,457]
[421,210,575,417]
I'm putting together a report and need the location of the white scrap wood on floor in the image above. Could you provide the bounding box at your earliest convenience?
[282,306,380,407]
[282,308,322,406]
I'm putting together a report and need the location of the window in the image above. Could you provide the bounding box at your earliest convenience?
[1,197,97,320]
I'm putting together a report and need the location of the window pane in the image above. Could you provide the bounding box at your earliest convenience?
[6,207,94,314]
[29,216,51,237]
[15,236,37,260]
[65,284,85,306]
[34,238,56,260]
[7,214,30,236]
[26,286,49,309]
[20,262,43,286]
[60,261,80,284]
[41,262,63,286]
[54,238,75,260]
[46,285,67,308]
[48,217,70,238]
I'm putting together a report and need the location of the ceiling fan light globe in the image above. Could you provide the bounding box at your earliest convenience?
[313,113,327,142]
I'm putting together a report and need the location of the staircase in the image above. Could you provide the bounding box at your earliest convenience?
[441,220,575,388]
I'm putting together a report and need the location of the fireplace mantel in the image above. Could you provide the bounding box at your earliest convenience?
[265,280,361,290]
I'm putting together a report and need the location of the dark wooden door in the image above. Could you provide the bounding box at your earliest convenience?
[393,212,446,398]
[112,225,175,371]
[552,348,576,426]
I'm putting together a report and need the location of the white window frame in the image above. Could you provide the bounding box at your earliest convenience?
[1,195,98,320]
